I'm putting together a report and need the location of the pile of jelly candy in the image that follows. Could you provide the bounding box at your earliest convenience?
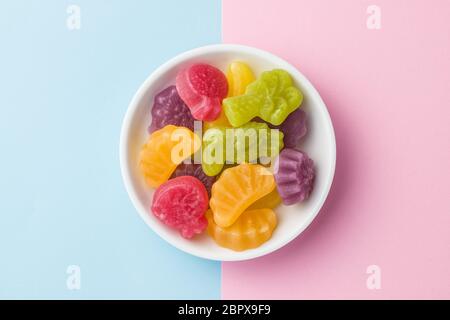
[139,61,315,251]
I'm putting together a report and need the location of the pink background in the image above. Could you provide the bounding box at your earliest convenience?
[222,0,450,299]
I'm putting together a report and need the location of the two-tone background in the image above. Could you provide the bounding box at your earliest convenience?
[1,0,449,299]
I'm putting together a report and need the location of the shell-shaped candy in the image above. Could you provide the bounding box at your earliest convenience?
[209,163,275,227]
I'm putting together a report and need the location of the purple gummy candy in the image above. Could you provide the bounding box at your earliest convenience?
[274,148,315,205]
[148,85,195,133]
[255,108,307,148]
[170,163,216,197]
[278,109,307,148]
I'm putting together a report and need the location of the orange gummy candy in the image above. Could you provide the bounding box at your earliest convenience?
[209,163,275,227]
[248,189,282,210]
[206,208,277,251]
[139,125,200,188]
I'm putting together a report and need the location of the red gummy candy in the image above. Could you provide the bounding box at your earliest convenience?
[151,176,209,239]
[176,63,228,121]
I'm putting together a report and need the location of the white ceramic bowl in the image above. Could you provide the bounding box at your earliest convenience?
[120,44,336,261]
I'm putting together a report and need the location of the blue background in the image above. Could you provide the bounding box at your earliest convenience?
[0,0,222,299]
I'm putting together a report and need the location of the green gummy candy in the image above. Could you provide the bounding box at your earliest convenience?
[201,122,284,176]
[202,127,226,176]
[223,69,303,127]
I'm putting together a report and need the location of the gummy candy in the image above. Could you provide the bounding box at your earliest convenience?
[256,108,307,148]
[170,163,216,197]
[203,109,231,131]
[139,125,201,188]
[277,108,307,148]
[152,176,208,239]
[201,126,227,177]
[209,163,275,227]
[248,189,282,210]
[226,61,255,97]
[223,69,303,127]
[176,63,228,121]
[148,85,195,133]
[206,208,277,251]
[274,148,315,205]
[202,121,284,176]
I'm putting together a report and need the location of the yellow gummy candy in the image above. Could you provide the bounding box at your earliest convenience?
[226,61,256,97]
[203,109,231,130]
[209,163,275,227]
[139,125,201,188]
[206,208,277,251]
[248,189,282,210]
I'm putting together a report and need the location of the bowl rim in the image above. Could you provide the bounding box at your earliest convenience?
[119,44,336,261]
